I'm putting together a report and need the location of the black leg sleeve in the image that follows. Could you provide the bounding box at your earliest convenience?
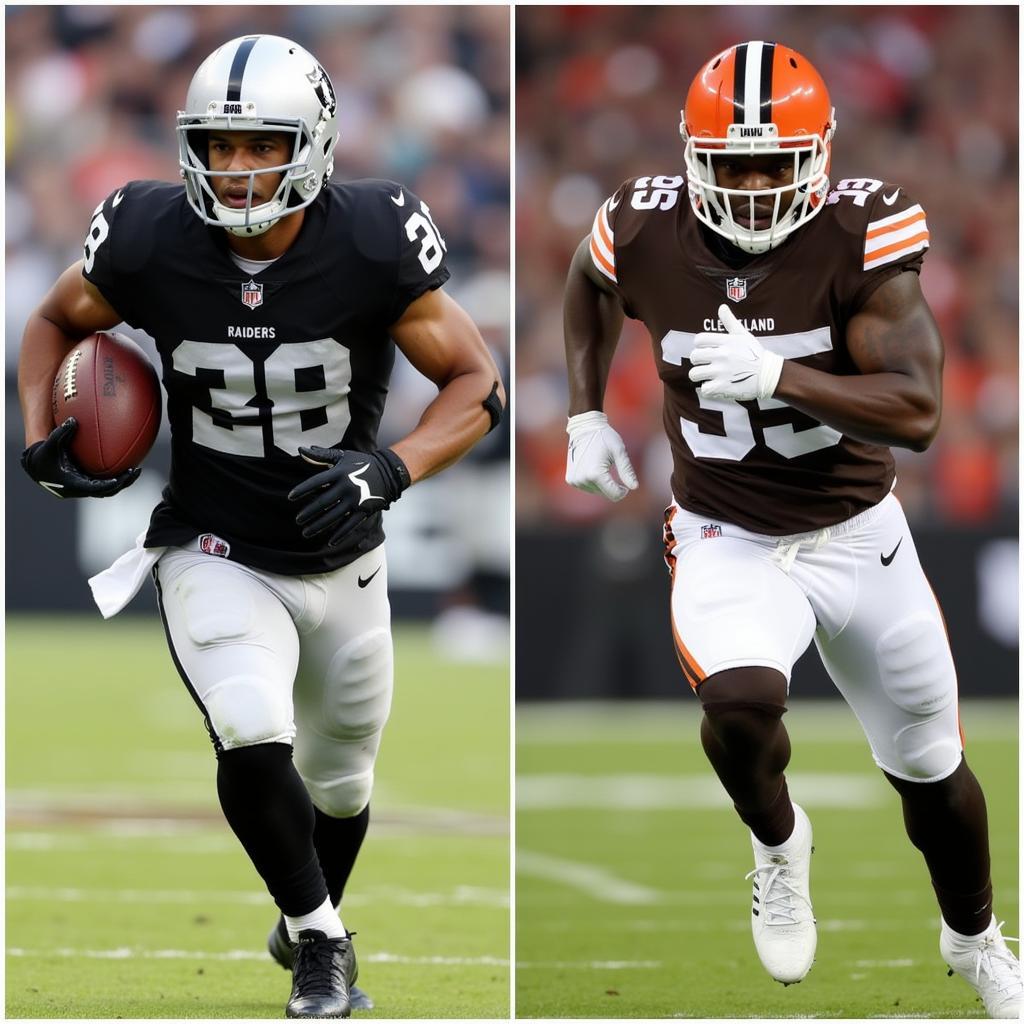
[216,742,329,917]
[313,804,371,908]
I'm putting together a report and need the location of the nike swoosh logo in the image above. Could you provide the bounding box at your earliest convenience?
[607,196,620,210]
[357,566,381,588]
[882,190,900,206]
[347,463,383,506]
[881,538,903,566]
[39,481,65,497]
[113,189,125,208]
[390,191,405,206]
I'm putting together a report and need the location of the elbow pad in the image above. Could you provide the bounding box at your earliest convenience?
[482,381,504,433]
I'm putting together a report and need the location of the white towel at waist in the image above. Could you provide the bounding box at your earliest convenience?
[88,531,166,619]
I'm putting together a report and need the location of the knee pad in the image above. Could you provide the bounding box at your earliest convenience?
[204,675,295,749]
[320,628,393,741]
[876,615,955,716]
[891,716,963,781]
[305,768,374,819]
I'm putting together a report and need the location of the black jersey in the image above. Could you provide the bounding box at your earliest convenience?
[83,179,450,574]
[589,174,929,534]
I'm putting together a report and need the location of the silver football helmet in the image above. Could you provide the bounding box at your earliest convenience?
[176,35,338,236]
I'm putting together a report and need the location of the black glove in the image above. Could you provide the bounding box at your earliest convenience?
[288,446,411,547]
[20,418,141,499]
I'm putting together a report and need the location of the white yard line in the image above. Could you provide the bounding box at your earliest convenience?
[517,959,662,969]
[516,850,660,905]
[517,699,1019,744]
[6,947,507,966]
[7,884,507,908]
[517,772,885,810]
[854,958,919,968]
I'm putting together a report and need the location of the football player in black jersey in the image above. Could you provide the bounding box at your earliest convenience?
[18,34,505,1020]
[564,41,1019,1018]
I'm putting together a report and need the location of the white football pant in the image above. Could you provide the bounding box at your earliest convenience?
[154,541,393,817]
[664,492,963,783]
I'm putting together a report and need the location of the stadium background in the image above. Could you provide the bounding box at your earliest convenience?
[515,4,1018,699]
[6,3,511,649]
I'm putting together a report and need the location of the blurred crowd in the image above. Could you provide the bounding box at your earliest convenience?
[516,5,1018,529]
[5,5,510,637]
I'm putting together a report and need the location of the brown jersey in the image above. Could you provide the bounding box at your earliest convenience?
[588,174,930,535]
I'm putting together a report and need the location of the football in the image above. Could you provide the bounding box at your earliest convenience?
[51,331,162,477]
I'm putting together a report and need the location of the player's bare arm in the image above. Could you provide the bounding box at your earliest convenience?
[564,235,624,414]
[388,286,505,482]
[562,236,638,501]
[18,261,122,446]
[773,270,943,451]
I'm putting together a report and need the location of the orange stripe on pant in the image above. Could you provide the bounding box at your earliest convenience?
[663,507,706,689]
[670,612,707,690]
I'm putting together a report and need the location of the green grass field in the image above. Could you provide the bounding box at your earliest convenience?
[6,615,509,1019]
[517,700,1018,1019]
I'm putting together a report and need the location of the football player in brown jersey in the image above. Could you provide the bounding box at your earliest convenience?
[564,40,1020,1018]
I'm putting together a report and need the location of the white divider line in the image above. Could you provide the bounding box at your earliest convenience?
[7,885,507,908]
[6,947,508,966]
[517,850,660,905]
[517,773,885,810]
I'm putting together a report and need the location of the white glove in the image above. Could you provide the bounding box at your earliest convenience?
[688,303,784,402]
[566,410,639,502]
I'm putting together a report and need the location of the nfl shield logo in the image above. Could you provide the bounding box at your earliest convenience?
[199,533,231,558]
[241,279,263,310]
[701,524,723,539]
[726,277,747,303]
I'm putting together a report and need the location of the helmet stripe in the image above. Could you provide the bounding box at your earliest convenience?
[732,43,748,124]
[741,41,764,126]
[758,42,775,123]
[226,36,260,102]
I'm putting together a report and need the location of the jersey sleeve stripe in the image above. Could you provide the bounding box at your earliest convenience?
[865,208,926,241]
[589,201,617,282]
[596,202,615,249]
[590,237,617,281]
[866,201,925,232]
[863,233,930,271]
[865,220,930,256]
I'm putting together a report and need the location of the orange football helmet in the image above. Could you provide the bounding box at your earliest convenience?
[680,41,836,254]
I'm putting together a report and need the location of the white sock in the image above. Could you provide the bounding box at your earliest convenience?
[285,897,346,942]
[942,916,997,947]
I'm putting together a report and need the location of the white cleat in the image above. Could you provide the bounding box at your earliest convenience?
[745,802,816,985]
[940,918,1022,1019]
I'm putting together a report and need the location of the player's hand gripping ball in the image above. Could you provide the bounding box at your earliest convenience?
[22,331,161,498]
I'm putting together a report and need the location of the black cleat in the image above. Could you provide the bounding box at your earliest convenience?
[271,918,374,1012]
[285,929,358,1019]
